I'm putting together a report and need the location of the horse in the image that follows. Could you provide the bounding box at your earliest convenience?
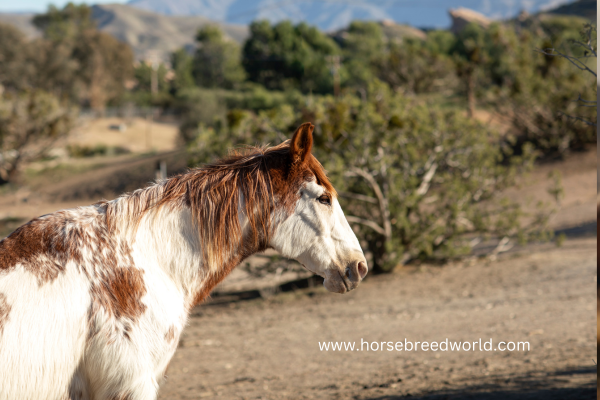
[0,122,367,400]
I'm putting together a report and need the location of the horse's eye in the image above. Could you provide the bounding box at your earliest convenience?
[317,194,331,206]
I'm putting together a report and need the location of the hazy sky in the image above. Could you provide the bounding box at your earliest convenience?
[0,0,127,12]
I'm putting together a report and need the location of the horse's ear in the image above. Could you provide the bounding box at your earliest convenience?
[290,122,314,163]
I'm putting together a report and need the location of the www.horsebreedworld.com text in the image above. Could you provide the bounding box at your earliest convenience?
[318,338,530,352]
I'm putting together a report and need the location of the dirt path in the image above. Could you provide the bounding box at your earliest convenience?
[158,237,597,400]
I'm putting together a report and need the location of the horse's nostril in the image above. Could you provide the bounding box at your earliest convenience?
[357,262,368,279]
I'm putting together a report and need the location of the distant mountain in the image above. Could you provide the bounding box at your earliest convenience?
[545,0,596,19]
[0,0,590,65]
[126,0,576,31]
[90,4,247,62]
[0,4,248,62]
[0,12,38,38]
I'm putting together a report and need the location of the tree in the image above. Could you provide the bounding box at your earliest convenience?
[32,3,95,43]
[242,20,339,93]
[487,18,596,156]
[193,25,245,89]
[0,24,38,92]
[31,3,134,110]
[134,61,169,93]
[338,21,386,90]
[72,30,134,110]
[171,48,195,93]
[376,35,455,94]
[451,23,487,117]
[0,90,75,184]
[537,22,597,127]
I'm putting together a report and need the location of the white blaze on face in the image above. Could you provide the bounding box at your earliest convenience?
[270,180,367,293]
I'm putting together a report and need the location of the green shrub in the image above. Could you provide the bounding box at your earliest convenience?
[188,83,552,272]
[66,144,130,158]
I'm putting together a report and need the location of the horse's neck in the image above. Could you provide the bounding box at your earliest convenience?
[131,206,205,301]
[112,187,256,308]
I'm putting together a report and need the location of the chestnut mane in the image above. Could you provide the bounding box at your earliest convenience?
[105,138,335,273]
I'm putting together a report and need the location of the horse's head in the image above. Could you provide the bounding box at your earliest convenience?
[269,123,368,293]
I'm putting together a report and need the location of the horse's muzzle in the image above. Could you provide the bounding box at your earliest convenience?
[323,259,368,294]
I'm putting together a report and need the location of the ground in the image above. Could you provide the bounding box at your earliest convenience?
[159,237,597,400]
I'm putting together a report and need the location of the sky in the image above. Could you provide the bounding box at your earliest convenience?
[0,0,577,25]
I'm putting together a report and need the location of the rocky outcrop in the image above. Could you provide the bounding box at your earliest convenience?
[449,8,491,34]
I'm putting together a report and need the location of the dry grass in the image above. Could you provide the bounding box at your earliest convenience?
[66,117,179,153]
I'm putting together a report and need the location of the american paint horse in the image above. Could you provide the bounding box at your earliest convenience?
[0,123,367,400]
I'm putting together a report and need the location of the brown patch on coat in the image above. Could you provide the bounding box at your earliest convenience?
[0,216,71,284]
[165,324,176,343]
[108,392,133,400]
[89,267,147,323]
[0,293,11,336]
[190,252,247,307]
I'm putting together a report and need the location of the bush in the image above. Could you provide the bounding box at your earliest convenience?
[66,144,130,158]
[479,19,596,156]
[188,84,552,273]
[0,90,75,184]
[176,86,306,145]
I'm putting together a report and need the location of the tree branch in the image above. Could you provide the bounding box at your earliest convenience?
[536,48,597,77]
[557,111,597,127]
[415,162,438,196]
[338,191,378,204]
[346,167,392,239]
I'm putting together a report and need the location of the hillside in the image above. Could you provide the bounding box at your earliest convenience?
[0,13,37,38]
[546,0,596,19]
[0,3,248,62]
[91,4,247,62]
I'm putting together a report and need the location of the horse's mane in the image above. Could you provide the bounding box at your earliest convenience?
[105,140,335,272]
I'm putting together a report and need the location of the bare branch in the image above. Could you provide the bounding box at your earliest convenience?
[345,216,386,236]
[488,237,513,261]
[573,93,597,106]
[557,111,597,127]
[536,48,597,77]
[346,167,392,239]
[338,191,378,204]
[415,162,438,196]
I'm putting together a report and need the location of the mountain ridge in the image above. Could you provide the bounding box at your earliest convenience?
[125,0,580,31]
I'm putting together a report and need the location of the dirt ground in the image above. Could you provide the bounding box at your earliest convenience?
[159,237,597,400]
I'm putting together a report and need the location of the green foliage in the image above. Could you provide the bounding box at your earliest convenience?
[338,21,386,89]
[311,84,544,271]
[176,85,305,145]
[32,3,95,42]
[1,4,134,110]
[242,20,339,93]
[134,62,170,93]
[0,24,38,92]
[193,25,246,89]
[377,36,456,94]
[0,90,75,184]
[66,144,130,158]
[176,88,228,145]
[170,48,195,92]
[486,20,597,156]
[187,84,549,272]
